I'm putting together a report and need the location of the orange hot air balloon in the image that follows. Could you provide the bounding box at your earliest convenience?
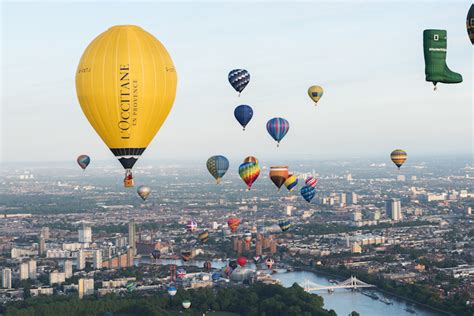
[390,149,407,170]
[269,166,289,191]
[227,217,240,233]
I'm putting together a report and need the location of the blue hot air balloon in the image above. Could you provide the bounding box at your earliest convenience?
[77,155,91,170]
[300,185,316,202]
[266,117,289,147]
[234,105,253,130]
[206,155,230,184]
[228,69,250,95]
[167,286,177,296]
[211,272,221,281]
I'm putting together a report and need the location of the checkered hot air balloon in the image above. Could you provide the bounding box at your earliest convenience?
[228,69,250,95]
[206,155,229,184]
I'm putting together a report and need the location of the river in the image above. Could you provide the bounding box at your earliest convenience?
[138,258,443,316]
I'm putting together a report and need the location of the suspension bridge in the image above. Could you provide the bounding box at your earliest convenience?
[300,276,375,292]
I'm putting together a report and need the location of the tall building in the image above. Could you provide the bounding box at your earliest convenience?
[41,227,50,240]
[2,268,12,289]
[128,221,136,256]
[49,271,65,285]
[397,174,406,182]
[77,250,86,270]
[255,240,262,256]
[346,174,352,181]
[78,225,92,243]
[19,262,29,280]
[353,210,362,222]
[346,192,358,205]
[373,210,381,221]
[64,260,73,278]
[285,205,293,216]
[386,198,402,221]
[93,250,102,270]
[78,278,94,299]
[340,193,346,205]
[38,235,46,256]
[28,260,37,279]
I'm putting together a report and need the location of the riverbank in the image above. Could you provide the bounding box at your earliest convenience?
[294,265,453,316]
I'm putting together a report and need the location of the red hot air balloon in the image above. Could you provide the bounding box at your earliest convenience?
[237,256,247,267]
[227,217,240,233]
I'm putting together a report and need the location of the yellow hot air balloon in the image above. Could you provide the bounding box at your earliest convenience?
[308,85,324,105]
[76,25,177,187]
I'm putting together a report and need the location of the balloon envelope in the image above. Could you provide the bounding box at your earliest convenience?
[151,249,161,259]
[77,155,91,170]
[203,261,212,271]
[279,219,291,232]
[308,85,324,104]
[239,161,260,190]
[237,256,247,267]
[305,176,318,188]
[197,231,209,243]
[228,69,250,94]
[269,166,289,190]
[227,217,240,233]
[167,286,177,296]
[177,268,186,278]
[206,155,229,184]
[265,257,275,269]
[467,5,474,44]
[284,174,298,191]
[75,25,177,172]
[186,219,197,232]
[301,185,316,202]
[234,105,253,130]
[390,149,407,169]
[182,300,191,309]
[212,272,221,280]
[266,117,289,146]
[137,185,151,200]
[243,156,259,164]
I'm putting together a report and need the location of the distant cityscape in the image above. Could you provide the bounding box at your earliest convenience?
[0,157,473,315]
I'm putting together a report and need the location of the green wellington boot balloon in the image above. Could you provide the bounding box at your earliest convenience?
[423,29,462,90]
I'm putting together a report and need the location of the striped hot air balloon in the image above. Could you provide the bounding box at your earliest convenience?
[206,155,229,184]
[305,176,318,188]
[266,117,289,147]
[390,149,407,169]
[197,231,209,243]
[284,174,298,192]
[186,219,197,232]
[181,251,192,262]
[269,166,289,191]
[227,217,240,233]
[244,156,259,164]
[278,219,291,232]
[239,160,260,190]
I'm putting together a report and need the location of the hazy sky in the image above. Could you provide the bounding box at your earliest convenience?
[1,1,472,165]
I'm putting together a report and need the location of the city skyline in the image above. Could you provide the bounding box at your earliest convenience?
[1,1,472,164]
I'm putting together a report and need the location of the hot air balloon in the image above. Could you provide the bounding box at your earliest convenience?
[423,30,462,90]
[206,155,229,184]
[253,256,262,264]
[212,272,220,281]
[186,219,197,232]
[265,257,275,269]
[224,265,232,277]
[237,256,247,267]
[228,69,250,95]
[228,260,238,270]
[305,176,318,188]
[284,174,298,192]
[203,261,212,271]
[151,249,161,260]
[181,251,192,262]
[167,286,177,296]
[239,161,260,190]
[77,155,91,170]
[278,219,291,232]
[301,185,316,203]
[244,156,259,164]
[269,166,289,191]
[243,231,252,246]
[75,25,177,187]
[197,231,209,243]
[227,217,240,233]
[308,85,324,105]
[266,117,289,147]
[177,268,186,278]
[390,149,407,170]
[182,300,191,309]
[468,5,474,44]
[234,105,253,130]
[125,282,136,293]
[137,185,151,201]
